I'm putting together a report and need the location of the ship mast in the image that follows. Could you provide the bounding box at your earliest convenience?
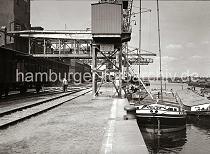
[138,0,142,102]
[157,0,163,103]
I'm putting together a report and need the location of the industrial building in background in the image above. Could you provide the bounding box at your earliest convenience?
[0,0,30,52]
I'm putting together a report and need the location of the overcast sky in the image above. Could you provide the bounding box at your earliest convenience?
[31,0,210,77]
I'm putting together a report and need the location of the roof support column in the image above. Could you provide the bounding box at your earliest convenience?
[77,42,80,54]
[28,37,31,55]
[63,41,66,54]
[74,40,76,53]
[58,39,61,55]
[43,39,46,54]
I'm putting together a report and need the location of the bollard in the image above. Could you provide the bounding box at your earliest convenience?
[124,105,136,120]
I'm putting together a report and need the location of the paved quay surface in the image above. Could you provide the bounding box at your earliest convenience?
[100,98,148,154]
[0,85,148,154]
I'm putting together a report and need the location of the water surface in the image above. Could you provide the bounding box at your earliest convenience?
[140,82,210,154]
[141,123,210,154]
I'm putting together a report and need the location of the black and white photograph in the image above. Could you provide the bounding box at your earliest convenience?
[0,0,210,153]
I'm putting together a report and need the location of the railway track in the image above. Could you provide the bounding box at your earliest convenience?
[0,88,92,129]
[0,87,83,103]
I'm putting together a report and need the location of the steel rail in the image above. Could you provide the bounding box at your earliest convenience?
[0,88,92,129]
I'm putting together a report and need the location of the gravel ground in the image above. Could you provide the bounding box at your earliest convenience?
[0,86,114,154]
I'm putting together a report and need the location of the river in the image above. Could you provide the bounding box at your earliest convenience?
[139,81,210,154]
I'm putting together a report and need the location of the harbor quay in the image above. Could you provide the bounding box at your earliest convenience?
[0,0,210,153]
[0,85,148,154]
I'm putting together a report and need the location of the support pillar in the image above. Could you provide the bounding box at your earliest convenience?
[3,27,7,46]
[58,39,61,55]
[119,47,122,98]
[28,38,31,55]
[77,42,80,54]
[43,39,46,54]
[125,43,129,94]
[92,45,97,98]
[89,43,92,65]
[63,41,66,54]
[74,40,76,53]
[116,47,122,98]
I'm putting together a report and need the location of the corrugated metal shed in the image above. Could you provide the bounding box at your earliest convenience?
[91,3,122,34]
